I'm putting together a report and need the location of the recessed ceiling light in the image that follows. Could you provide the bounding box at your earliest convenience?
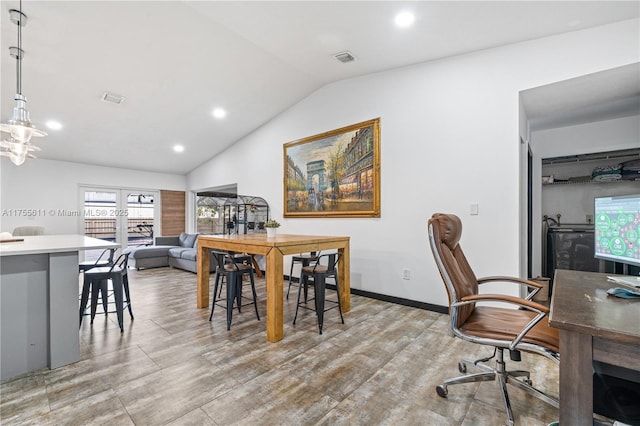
[394,11,415,28]
[173,144,184,153]
[212,108,226,119]
[46,120,63,131]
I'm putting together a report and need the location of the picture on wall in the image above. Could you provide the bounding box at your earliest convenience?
[283,117,381,218]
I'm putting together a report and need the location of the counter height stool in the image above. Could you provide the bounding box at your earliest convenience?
[293,252,344,334]
[79,248,115,273]
[209,252,260,330]
[286,251,318,299]
[79,248,115,318]
[211,251,253,298]
[79,253,133,332]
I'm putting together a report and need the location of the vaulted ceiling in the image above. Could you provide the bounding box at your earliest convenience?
[1,1,638,174]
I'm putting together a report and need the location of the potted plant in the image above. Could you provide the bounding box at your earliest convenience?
[264,219,280,237]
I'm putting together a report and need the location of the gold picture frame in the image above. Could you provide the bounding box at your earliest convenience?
[283,118,381,218]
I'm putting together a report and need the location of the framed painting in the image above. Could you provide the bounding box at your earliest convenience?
[283,117,380,218]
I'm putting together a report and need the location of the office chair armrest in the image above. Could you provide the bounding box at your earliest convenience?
[459,294,549,314]
[458,294,549,350]
[477,276,543,289]
[477,276,543,301]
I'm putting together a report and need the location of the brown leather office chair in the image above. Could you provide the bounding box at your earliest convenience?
[428,213,559,426]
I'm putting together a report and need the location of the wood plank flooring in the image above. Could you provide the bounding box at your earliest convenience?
[1,267,561,425]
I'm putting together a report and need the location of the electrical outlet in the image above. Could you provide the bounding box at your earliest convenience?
[586,214,593,224]
[402,268,411,280]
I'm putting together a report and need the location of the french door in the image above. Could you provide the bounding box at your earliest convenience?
[79,186,159,260]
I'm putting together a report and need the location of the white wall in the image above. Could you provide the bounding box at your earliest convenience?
[0,158,186,234]
[185,19,637,307]
[533,115,640,160]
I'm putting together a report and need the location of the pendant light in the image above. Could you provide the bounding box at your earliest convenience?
[0,1,47,165]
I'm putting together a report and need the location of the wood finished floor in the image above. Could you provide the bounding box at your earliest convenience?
[1,267,561,425]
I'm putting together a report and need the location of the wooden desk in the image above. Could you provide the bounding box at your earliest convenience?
[549,269,640,425]
[197,233,350,342]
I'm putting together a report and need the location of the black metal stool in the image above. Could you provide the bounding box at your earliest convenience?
[79,248,114,273]
[286,252,318,299]
[209,252,260,330]
[293,252,344,334]
[212,251,252,299]
[79,248,115,317]
[79,253,133,332]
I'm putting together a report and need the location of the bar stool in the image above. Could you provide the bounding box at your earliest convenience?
[79,249,115,316]
[209,252,260,330]
[212,251,253,299]
[293,252,344,334]
[79,248,114,273]
[286,251,318,299]
[79,253,133,332]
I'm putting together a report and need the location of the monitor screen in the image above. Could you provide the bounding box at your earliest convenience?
[594,194,640,267]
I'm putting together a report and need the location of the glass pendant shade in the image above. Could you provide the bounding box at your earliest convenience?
[0,95,47,143]
[8,151,26,166]
[0,138,40,165]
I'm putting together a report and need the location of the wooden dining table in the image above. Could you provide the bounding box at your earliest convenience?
[197,233,350,342]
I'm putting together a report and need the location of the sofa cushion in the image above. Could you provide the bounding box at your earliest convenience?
[155,235,180,246]
[168,247,193,258]
[128,246,173,259]
[179,232,198,248]
[181,250,197,261]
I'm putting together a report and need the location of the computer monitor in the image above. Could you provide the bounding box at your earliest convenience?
[594,194,640,286]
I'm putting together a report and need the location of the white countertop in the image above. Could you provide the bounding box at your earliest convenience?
[0,235,120,256]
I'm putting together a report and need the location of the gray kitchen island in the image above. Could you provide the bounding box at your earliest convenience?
[1,235,119,380]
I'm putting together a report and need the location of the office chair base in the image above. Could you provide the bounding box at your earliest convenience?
[436,348,558,426]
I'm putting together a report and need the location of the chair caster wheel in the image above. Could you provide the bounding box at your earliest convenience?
[436,385,448,398]
[523,378,532,386]
[458,362,467,373]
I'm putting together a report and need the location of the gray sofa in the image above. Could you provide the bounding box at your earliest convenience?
[127,232,219,273]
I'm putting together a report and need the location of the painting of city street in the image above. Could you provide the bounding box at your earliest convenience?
[283,118,380,218]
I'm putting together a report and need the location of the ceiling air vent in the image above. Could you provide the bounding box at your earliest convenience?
[334,51,356,63]
[101,92,125,104]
